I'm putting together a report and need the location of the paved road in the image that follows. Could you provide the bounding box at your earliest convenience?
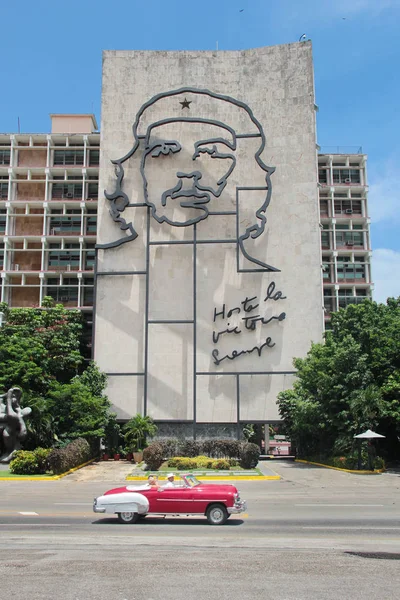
[1,461,399,599]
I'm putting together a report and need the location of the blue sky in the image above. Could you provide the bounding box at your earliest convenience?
[1,0,399,302]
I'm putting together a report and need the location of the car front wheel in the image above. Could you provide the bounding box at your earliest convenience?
[206,504,228,525]
[117,511,139,524]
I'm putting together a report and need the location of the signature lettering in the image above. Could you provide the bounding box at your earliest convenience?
[211,282,287,364]
[212,337,276,366]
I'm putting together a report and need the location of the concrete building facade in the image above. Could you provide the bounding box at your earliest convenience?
[0,42,373,438]
[94,43,325,437]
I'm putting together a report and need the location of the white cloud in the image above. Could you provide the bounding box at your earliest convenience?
[372,248,400,303]
[368,161,400,224]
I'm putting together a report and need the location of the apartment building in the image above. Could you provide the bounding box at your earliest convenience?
[318,149,373,325]
[0,114,99,350]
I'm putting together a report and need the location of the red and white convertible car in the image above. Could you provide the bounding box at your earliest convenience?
[93,474,247,525]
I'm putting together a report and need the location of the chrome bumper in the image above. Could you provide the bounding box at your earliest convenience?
[93,498,106,514]
[228,500,247,514]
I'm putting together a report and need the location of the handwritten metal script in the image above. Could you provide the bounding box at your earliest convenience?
[211,282,286,366]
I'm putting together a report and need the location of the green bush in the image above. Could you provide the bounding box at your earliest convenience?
[174,457,198,470]
[177,440,202,458]
[47,438,92,475]
[194,455,214,469]
[143,442,164,470]
[212,459,230,470]
[228,458,240,467]
[374,456,385,470]
[239,442,260,468]
[9,448,51,475]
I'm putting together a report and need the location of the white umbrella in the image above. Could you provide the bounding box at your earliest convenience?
[354,429,385,439]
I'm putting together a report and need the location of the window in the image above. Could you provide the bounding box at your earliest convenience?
[0,209,6,233]
[84,243,96,270]
[50,209,82,235]
[323,288,335,313]
[89,149,99,166]
[87,182,98,199]
[335,226,363,247]
[321,225,330,249]
[320,199,329,216]
[52,180,83,200]
[334,199,362,216]
[0,149,10,166]
[337,259,365,281]
[0,242,4,269]
[53,149,84,167]
[318,168,328,184]
[82,277,94,306]
[85,209,97,234]
[46,276,78,303]
[48,242,80,269]
[0,182,8,199]
[322,256,331,281]
[332,169,361,184]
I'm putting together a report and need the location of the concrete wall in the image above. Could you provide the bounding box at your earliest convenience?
[95,43,323,433]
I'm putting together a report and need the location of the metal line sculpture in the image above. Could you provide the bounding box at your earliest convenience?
[98,87,279,272]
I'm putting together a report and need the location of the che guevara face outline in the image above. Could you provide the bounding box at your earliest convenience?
[141,118,237,227]
[100,87,279,272]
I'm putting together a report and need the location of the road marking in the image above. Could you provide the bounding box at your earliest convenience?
[19,512,39,516]
[54,503,92,506]
[295,504,385,507]
[0,523,69,527]
[302,526,400,530]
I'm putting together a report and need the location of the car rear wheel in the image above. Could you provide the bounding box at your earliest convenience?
[117,511,139,524]
[206,504,228,525]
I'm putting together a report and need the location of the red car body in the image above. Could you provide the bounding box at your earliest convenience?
[93,474,247,525]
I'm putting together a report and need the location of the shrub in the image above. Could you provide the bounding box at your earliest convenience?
[228,458,240,467]
[212,459,230,470]
[9,447,51,475]
[239,442,260,468]
[143,442,164,470]
[47,438,92,475]
[174,457,198,470]
[374,456,385,470]
[156,438,180,458]
[194,455,214,469]
[177,440,202,458]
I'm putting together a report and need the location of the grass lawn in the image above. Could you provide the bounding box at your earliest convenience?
[0,469,56,479]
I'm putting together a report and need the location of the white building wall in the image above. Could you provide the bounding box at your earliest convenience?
[95,43,323,431]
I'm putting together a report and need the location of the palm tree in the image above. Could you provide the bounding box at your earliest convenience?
[123,414,157,452]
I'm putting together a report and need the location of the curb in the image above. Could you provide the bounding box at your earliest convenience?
[295,459,385,474]
[0,457,96,481]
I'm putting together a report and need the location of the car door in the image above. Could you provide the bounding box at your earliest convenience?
[152,486,195,514]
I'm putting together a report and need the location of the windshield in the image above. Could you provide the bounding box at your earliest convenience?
[185,474,201,487]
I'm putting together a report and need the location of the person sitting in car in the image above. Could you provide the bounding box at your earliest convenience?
[163,473,175,488]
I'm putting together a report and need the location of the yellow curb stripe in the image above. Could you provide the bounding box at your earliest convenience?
[0,457,96,481]
[295,459,385,474]
[126,475,280,481]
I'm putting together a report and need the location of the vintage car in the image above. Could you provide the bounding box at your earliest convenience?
[93,474,247,525]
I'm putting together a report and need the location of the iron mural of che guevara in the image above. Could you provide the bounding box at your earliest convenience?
[98,87,279,273]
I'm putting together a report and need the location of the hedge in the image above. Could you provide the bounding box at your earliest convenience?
[145,439,260,470]
[47,438,92,475]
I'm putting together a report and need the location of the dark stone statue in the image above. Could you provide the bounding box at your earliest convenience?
[0,387,32,463]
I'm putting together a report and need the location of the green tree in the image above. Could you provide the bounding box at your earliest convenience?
[278,299,400,461]
[0,300,112,452]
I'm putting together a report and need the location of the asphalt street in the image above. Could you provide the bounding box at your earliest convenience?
[0,460,399,600]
